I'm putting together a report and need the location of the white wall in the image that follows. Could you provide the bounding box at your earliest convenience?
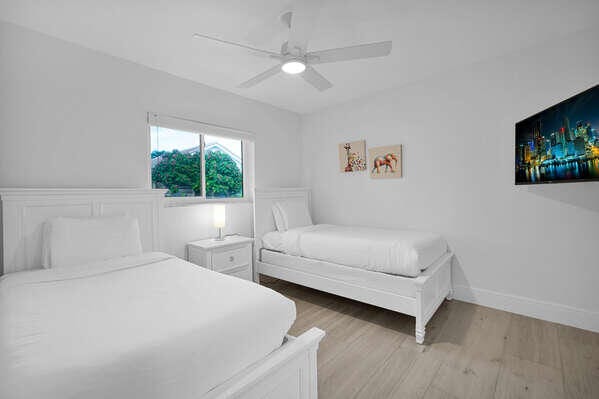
[0,21,301,257]
[300,28,599,331]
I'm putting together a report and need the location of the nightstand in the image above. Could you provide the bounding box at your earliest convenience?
[187,236,254,281]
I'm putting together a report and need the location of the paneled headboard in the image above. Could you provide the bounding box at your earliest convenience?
[253,187,311,251]
[0,188,166,274]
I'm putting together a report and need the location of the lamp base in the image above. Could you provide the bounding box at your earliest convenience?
[214,227,225,241]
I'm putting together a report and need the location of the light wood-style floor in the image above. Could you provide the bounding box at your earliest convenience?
[261,276,599,399]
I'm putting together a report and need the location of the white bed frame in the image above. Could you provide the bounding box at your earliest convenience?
[254,187,453,344]
[0,188,325,399]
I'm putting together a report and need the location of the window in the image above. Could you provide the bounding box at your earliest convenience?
[150,125,245,199]
[151,126,202,197]
[204,135,243,198]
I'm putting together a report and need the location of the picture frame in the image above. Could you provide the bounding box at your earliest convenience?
[369,145,402,178]
[338,140,367,172]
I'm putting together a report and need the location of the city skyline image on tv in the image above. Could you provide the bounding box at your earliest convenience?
[515,84,599,184]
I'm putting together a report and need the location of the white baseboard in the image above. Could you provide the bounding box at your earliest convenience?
[453,284,599,333]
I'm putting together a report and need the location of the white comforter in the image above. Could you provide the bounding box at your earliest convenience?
[0,252,295,399]
[262,224,448,277]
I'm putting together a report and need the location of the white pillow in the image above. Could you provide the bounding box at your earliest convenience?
[272,203,287,232]
[42,216,143,268]
[273,200,313,231]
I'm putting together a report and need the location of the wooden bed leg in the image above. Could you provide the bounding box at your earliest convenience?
[415,286,425,345]
[415,326,425,345]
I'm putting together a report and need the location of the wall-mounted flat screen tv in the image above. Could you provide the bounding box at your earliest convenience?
[515,84,599,185]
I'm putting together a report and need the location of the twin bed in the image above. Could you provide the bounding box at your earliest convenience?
[0,189,323,399]
[254,188,453,344]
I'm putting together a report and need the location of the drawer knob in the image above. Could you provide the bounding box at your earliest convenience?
[229,256,235,262]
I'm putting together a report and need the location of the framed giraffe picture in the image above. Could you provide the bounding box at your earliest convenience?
[369,145,402,178]
[338,140,367,173]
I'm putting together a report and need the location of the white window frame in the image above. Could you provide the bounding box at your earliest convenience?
[147,113,254,206]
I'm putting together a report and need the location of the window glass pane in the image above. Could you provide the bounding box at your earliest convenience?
[204,135,243,198]
[151,126,201,197]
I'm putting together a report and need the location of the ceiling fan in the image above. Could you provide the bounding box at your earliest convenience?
[192,0,392,91]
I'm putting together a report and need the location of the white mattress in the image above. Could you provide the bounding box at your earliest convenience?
[0,252,296,399]
[262,224,448,277]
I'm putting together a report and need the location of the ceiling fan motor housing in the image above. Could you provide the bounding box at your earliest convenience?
[280,41,304,58]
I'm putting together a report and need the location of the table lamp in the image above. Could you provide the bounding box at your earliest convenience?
[213,204,226,241]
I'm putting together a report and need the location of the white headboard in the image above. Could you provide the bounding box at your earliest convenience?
[0,188,166,274]
[254,187,311,250]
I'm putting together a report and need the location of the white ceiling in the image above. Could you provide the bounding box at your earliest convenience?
[1,0,597,114]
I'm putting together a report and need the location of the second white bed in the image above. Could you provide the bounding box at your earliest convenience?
[255,188,453,345]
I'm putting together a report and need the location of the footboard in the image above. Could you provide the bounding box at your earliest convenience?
[203,327,325,399]
[414,252,453,344]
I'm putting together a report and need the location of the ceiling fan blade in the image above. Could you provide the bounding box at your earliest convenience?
[193,33,282,58]
[287,0,324,53]
[237,64,282,88]
[302,66,333,91]
[308,41,392,64]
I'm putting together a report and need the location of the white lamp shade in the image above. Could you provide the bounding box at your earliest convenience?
[213,204,226,228]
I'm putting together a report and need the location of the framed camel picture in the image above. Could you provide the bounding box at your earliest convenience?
[369,145,402,178]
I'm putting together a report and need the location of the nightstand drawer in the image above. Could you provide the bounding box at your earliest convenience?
[212,246,250,272]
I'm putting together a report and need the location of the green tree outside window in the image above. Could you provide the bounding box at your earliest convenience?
[205,150,243,198]
[152,150,242,197]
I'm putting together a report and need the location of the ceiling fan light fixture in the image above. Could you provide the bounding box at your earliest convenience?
[281,60,306,74]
